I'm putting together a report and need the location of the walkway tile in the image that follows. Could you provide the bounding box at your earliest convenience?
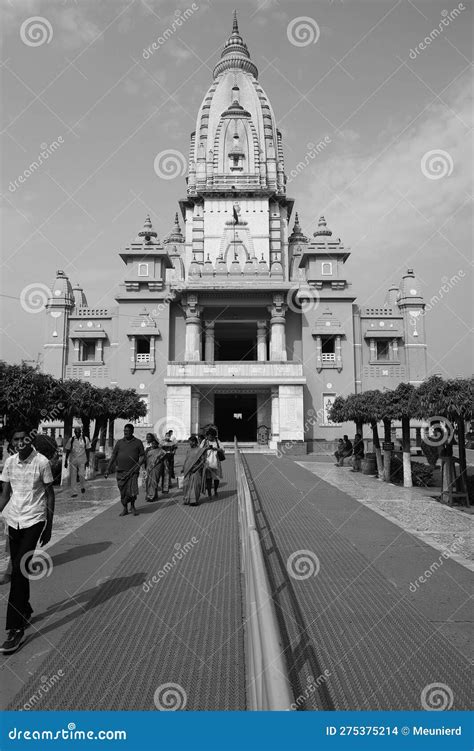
[244,453,471,711]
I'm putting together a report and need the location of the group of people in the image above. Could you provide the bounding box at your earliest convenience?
[334,433,365,471]
[0,420,225,656]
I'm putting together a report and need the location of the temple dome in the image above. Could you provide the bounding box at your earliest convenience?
[188,11,284,193]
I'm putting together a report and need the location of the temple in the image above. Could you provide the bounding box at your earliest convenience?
[42,12,428,450]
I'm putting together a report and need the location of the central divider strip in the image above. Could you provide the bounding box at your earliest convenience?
[234,439,293,711]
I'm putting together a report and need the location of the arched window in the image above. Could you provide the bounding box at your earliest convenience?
[322,262,332,276]
[138,263,149,277]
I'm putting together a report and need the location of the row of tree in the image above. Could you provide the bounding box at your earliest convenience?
[0,361,147,450]
[329,376,473,493]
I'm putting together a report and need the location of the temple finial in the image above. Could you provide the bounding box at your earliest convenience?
[232,9,239,34]
[138,214,157,242]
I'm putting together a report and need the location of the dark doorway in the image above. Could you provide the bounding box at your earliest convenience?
[214,394,258,442]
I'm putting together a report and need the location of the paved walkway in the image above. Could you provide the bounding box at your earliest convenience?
[296,461,473,569]
[243,453,471,710]
[1,462,245,711]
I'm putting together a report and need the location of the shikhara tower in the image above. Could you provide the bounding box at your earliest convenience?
[43,13,428,448]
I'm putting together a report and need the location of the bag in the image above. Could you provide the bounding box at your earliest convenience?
[206,449,218,469]
[85,465,91,481]
[177,475,184,489]
[216,439,226,462]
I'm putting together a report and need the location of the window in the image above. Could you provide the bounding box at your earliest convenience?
[136,336,151,363]
[80,340,96,361]
[138,263,149,277]
[322,262,332,275]
[376,340,390,361]
[321,336,336,363]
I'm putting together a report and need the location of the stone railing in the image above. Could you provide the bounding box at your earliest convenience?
[74,307,110,317]
[166,360,305,383]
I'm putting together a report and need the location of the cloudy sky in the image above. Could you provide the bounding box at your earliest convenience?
[1,0,472,377]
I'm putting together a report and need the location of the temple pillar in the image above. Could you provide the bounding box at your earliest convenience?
[191,391,200,435]
[268,295,287,361]
[369,338,376,360]
[315,335,322,372]
[184,295,201,361]
[270,386,280,447]
[257,321,267,361]
[166,385,191,440]
[204,321,215,362]
[335,335,342,372]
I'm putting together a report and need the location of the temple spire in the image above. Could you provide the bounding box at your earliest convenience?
[232,9,239,34]
[138,214,158,243]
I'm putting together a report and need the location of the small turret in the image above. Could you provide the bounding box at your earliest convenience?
[72,283,88,308]
[137,215,158,244]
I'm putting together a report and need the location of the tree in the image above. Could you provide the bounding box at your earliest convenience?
[329,391,385,478]
[383,383,418,488]
[0,361,56,436]
[416,376,473,504]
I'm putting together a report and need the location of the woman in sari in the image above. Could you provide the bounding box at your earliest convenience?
[144,433,166,502]
[182,435,206,506]
[200,426,224,498]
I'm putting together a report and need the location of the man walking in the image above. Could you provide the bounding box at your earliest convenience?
[64,426,90,498]
[105,424,144,516]
[0,427,55,654]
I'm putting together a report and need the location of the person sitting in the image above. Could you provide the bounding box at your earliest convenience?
[335,435,353,466]
[351,433,364,472]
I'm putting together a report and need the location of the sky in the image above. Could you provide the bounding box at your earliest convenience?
[1,0,472,378]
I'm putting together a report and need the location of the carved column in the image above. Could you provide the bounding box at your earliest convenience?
[191,390,200,435]
[96,339,103,363]
[204,321,215,362]
[369,338,376,361]
[73,339,80,362]
[392,338,398,360]
[257,321,267,362]
[315,335,322,372]
[184,295,202,361]
[335,335,342,372]
[271,386,280,444]
[130,336,136,373]
[268,295,287,361]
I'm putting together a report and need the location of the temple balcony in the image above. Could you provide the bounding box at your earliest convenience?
[164,360,305,385]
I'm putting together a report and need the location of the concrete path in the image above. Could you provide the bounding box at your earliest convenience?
[243,453,471,710]
[1,462,245,711]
